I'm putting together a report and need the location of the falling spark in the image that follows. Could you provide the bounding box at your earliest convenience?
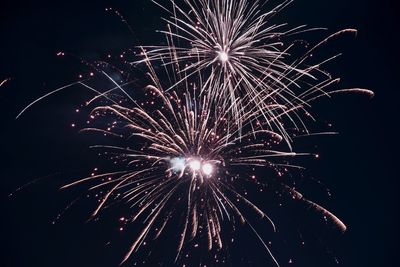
[0,78,10,87]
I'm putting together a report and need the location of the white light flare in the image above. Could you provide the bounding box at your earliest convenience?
[187,159,215,177]
[218,51,229,63]
[170,157,186,173]
[189,159,202,172]
[202,163,213,176]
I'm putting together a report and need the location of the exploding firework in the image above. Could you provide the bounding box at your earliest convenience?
[61,65,299,265]
[16,0,374,266]
[54,55,353,266]
[139,0,372,145]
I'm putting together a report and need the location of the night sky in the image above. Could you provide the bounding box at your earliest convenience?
[1,0,399,266]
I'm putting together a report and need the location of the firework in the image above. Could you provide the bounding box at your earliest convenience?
[61,63,308,265]
[48,46,358,264]
[138,0,373,145]
[16,0,374,266]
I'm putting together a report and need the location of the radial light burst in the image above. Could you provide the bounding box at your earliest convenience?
[139,0,373,145]
[61,64,301,265]
[16,0,374,266]
[54,52,354,265]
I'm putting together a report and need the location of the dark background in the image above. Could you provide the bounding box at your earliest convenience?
[0,0,398,266]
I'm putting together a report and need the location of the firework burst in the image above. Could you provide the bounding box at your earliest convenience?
[61,63,308,265]
[50,48,357,265]
[139,0,372,145]
[16,0,374,266]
